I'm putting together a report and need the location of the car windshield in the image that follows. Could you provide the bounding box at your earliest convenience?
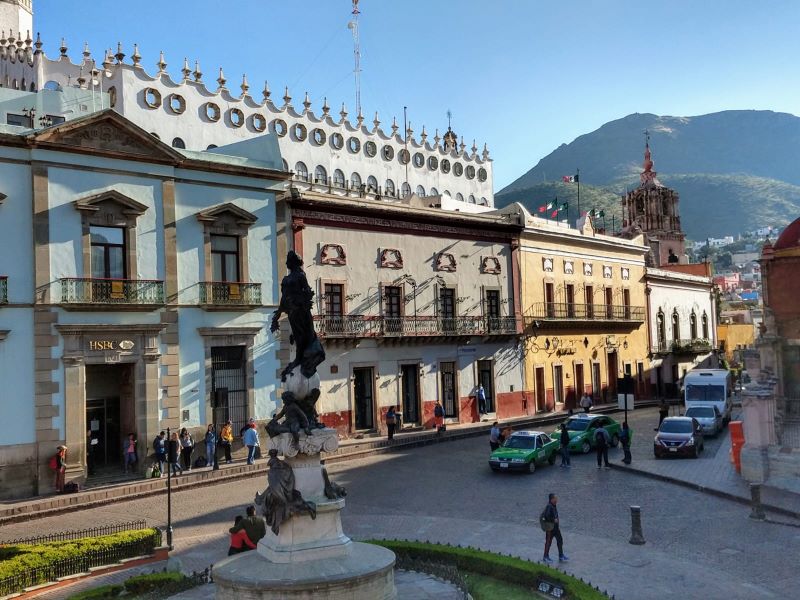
[565,419,590,431]
[686,384,725,403]
[660,420,693,433]
[686,407,715,418]
[504,436,537,449]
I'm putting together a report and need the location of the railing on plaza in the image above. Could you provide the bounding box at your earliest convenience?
[313,315,519,338]
[60,278,165,306]
[526,302,645,323]
[1,519,149,546]
[0,528,162,597]
[199,281,261,306]
[0,275,6,304]
[651,338,713,354]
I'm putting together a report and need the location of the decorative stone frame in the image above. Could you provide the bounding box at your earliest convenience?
[564,260,574,275]
[204,102,221,122]
[74,190,148,280]
[271,118,287,137]
[380,248,403,269]
[364,140,377,157]
[481,256,502,275]
[440,159,451,174]
[542,257,554,273]
[465,165,476,179]
[621,267,630,280]
[398,149,410,165]
[196,203,258,283]
[478,167,488,182]
[427,156,438,171]
[198,327,259,430]
[251,113,267,132]
[330,132,344,150]
[435,252,457,272]
[228,108,245,128]
[292,123,307,141]
[584,262,593,276]
[143,87,162,109]
[347,137,361,153]
[413,152,424,168]
[381,145,394,161]
[603,265,613,279]
[320,244,347,266]
[453,162,464,176]
[311,128,326,146]
[167,94,186,115]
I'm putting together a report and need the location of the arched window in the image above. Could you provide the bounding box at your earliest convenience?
[401,182,411,198]
[206,144,218,150]
[702,312,709,339]
[416,185,425,197]
[281,159,289,172]
[150,132,160,140]
[671,310,680,342]
[385,179,396,195]
[171,138,186,149]
[479,197,488,206]
[367,176,378,192]
[294,161,309,181]
[430,187,438,196]
[456,193,464,202]
[657,310,666,349]
[468,194,476,204]
[314,165,327,184]
[333,169,346,187]
[350,172,362,189]
[442,190,450,197]
[689,311,698,340]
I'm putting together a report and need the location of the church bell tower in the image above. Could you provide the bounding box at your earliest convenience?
[0,0,33,38]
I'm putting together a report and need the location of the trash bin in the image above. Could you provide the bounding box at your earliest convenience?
[729,421,744,473]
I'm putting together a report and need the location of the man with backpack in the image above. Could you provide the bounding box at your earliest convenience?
[594,422,611,469]
[153,431,167,475]
[540,493,568,564]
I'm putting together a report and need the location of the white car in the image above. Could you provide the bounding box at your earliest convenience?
[684,405,723,437]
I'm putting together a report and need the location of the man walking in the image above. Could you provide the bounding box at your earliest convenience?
[558,423,571,467]
[541,493,568,563]
[489,422,501,451]
[620,421,632,465]
[579,393,593,413]
[244,421,260,465]
[594,423,610,469]
[477,384,487,416]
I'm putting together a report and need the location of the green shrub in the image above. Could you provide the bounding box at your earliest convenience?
[67,584,124,600]
[123,571,185,594]
[368,540,608,600]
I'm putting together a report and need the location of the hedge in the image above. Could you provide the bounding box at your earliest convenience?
[368,540,610,600]
[123,571,185,594]
[66,572,189,600]
[67,584,124,600]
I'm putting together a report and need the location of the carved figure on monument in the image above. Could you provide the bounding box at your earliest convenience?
[322,464,347,500]
[267,390,325,444]
[270,251,326,380]
[255,449,317,536]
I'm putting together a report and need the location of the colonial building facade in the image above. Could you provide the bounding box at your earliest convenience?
[0,107,288,498]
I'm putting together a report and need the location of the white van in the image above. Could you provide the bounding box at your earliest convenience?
[684,369,733,424]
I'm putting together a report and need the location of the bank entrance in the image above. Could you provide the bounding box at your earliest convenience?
[85,364,135,476]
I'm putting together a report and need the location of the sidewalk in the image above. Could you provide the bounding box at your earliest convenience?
[1,401,649,524]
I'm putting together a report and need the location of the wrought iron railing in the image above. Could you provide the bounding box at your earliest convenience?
[314,315,518,338]
[0,519,148,545]
[0,276,6,304]
[652,338,713,354]
[199,282,261,306]
[526,302,645,322]
[60,278,164,305]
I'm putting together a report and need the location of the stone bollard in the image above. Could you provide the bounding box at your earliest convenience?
[629,505,645,545]
[749,483,766,521]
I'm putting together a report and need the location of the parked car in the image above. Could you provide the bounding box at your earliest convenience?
[654,417,704,458]
[549,413,627,454]
[685,405,723,437]
[489,430,558,473]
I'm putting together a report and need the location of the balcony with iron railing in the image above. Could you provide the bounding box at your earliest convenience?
[651,338,714,355]
[525,302,645,326]
[199,282,261,309]
[314,315,519,339]
[0,276,6,305]
[59,278,164,310]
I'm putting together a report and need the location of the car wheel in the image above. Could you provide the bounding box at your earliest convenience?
[610,433,620,448]
[527,461,536,474]
[581,440,591,454]
[548,453,556,466]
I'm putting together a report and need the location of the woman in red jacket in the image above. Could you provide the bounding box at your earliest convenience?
[228,515,257,555]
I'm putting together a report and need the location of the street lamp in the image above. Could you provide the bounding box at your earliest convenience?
[165,426,173,550]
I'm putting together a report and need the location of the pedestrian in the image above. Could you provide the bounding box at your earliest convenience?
[243,421,259,465]
[123,433,138,474]
[594,423,610,469]
[168,432,183,476]
[476,384,487,416]
[559,423,571,467]
[229,505,267,545]
[153,431,167,475]
[500,425,513,444]
[205,424,216,467]
[86,430,96,476]
[489,422,501,451]
[579,393,593,413]
[433,401,445,432]
[657,400,669,430]
[385,406,398,441]
[179,428,194,471]
[541,493,568,563]
[220,420,234,464]
[53,445,67,493]
[620,421,632,465]
[228,515,257,555]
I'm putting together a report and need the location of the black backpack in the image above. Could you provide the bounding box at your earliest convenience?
[194,456,208,468]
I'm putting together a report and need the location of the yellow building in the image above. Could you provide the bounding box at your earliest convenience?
[514,209,650,411]
[717,322,755,362]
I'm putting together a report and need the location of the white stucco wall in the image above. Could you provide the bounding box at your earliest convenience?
[0,147,33,303]
[0,309,35,444]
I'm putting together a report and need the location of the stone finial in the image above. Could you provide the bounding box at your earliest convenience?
[406,122,413,139]
[102,48,113,70]
[262,81,271,100]
[193,60,203,82]
[241,74,250,95]
[421,125,428,142]
[114,42,125,64]
[373,111,380,130]
[459,136,466,153]
[340,102,348,121]
[283,86,292,106]
[391,116,398,136]
[182,57,191,80]
[34,32,42,54]
[82,41,91,60]
[157,50,167,73]
[217,67,227,89]
[132,44,142,67]
[77,66,86,89]
[356,108,364,127]
[471,139,478,155]
[302,91,311,111]
[322,97,330,116]
[59,37,67,57]
[482,142,490,159]
[434,128,441,147]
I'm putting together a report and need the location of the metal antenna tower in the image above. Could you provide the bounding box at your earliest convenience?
[347,0,362,116]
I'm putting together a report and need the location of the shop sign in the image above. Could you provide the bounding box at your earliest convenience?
[88,339,135,351]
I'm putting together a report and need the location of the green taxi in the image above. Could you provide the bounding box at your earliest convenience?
[488,430,559,474]
[550,413,630,454]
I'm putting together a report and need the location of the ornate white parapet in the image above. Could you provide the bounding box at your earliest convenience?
[268,428,338,457]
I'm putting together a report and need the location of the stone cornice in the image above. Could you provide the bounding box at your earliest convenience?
[55,324,167,335]
[197,327,261,337]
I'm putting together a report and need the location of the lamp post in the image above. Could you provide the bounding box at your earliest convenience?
[165,426,173,550]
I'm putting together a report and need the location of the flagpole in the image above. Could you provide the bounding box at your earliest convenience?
[576,168,581,225]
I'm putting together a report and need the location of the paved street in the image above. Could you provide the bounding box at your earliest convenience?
[3,408,799,599]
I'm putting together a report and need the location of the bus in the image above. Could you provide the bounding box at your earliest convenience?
[684,369,733,424]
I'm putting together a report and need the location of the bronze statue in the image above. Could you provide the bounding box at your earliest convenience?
[255,449,316,536]
[322,465,347,500]
[267,390,325,443]
[270,251,326,380]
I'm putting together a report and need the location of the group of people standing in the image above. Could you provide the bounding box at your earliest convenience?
[150,419,240,477]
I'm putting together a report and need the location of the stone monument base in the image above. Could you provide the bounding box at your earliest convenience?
[213,541,396,600]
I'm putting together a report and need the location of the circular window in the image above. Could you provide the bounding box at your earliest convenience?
[453,162,464,176]
[312,128,326,146]
[398,149,410,165]
[143,87,162,109]
[331,132,344,149]
[382,145,395,161]
[229,108,244,128]
[466,165,476,179]
[251,113,267,132]
[427,156,438,171]
[441,159,451,174]
[347,137,361,153]
[364,140,377,157]
[167,94,185,115]
[271,118,287,137]
[292,123,307,141]
[478,167,488,182]
[204,102,221,122]
[413,152,424,168]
